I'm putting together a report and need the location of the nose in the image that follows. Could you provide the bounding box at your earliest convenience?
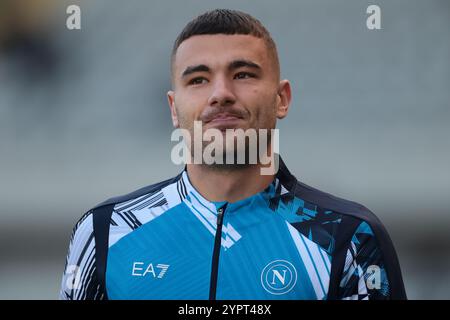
[207,76,236,107]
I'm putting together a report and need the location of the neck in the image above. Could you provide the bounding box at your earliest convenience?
[186,163,275,203]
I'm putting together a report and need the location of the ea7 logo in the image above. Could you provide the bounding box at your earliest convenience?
[131,262,170,278]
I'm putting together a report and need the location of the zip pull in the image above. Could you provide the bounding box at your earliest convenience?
[217,207,225,226]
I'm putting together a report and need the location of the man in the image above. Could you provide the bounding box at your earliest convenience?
[60,9,406,300]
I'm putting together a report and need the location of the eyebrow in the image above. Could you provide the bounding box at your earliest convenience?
[181,59,262,79]
[228,59,262,72]
[181,64,210,78]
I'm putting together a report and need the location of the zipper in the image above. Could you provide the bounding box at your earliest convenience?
[209,204,227,300]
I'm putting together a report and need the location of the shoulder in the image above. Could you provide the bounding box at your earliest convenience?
[70,172,182,233]
[90,173,182,212]
[277,157,389,240]
[277,159,406,298]
[286,173,398,262]
[293,178,386,232]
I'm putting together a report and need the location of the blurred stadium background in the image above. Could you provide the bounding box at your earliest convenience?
[0,0,449,299]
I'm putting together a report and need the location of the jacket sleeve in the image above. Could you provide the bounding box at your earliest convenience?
[337,221,407,300]
[59,211,104,300]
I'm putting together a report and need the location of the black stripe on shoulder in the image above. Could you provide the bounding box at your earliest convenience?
[277,156,407,299]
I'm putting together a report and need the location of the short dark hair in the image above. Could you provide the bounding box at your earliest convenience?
[171,9,280,81]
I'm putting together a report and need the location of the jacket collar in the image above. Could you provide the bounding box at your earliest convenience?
[179,155,296,214]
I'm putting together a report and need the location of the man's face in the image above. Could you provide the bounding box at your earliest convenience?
[168,34,291,163]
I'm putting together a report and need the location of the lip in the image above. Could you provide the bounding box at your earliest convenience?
[204,114,243,130]
[206,113,243,123]
[209,115,241,123]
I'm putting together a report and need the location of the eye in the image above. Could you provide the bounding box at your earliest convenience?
[234,72,255,80]
[188,77,208,85]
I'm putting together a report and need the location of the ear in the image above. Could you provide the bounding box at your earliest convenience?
[276,80,292,119]
[167,90,180,128]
